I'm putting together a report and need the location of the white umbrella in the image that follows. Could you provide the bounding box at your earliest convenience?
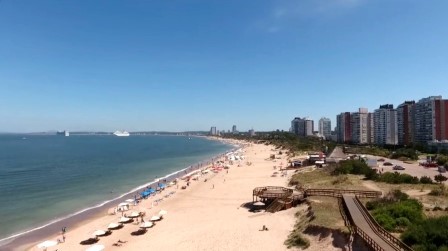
[118,202,129,207]
[37,240,57,249]
[93,230,107,236]
[108,223,122,229]
[253,201,265,206]
[128,211,140,218]
[140,222,154,228]
[125,199,134,203]
[150,215,161,221]
[86,244,105,251]
[119,217,132,223]
[158,209,168,216]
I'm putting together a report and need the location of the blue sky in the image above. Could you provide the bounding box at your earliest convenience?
[1,0,447,132]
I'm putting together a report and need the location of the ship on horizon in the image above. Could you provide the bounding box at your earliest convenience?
[56,130,69,137]
[113,130,130,137]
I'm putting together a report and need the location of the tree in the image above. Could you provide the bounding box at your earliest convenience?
[434,174,448,184]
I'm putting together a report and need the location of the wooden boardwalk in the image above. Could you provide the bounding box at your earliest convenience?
[304,188,412,251]
[343,195,399,251]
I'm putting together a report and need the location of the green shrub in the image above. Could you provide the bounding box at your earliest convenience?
[401,216,448,250]
[285,230,310,249]
[420,176,434,184]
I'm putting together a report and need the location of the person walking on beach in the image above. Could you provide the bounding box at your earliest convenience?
[212,184,214,189]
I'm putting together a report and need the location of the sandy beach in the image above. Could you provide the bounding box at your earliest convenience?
[24,140,307,251]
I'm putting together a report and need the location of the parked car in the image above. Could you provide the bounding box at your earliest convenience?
[377,158,385,162]
[438,166,447,173]
[383,162,394,166]
[393,165,406,170]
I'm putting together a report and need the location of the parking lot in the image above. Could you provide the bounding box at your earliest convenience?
[366,155,446,183]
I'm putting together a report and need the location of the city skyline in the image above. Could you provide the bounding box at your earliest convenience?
[1,1,448,132]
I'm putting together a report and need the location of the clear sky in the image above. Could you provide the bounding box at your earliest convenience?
[1,0,447,132]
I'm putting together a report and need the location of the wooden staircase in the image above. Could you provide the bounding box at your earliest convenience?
[265,198,285,213]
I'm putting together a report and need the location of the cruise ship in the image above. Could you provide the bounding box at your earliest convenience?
[113,130,130,137]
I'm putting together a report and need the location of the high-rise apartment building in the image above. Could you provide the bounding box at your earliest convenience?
[318,117,332,139]
[291,117,314,137]
[414,96,448,144]
[210,126,217,136]
[351,108,373,144]
[373,104,398,145]
[232,125,237,134]
[336,112,351,143]
[397,101,415,146]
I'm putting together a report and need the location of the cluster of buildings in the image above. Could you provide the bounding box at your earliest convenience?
[209,125,255,137]
[291,96,448,151]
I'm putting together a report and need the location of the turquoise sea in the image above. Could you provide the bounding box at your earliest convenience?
[0,135,233,244]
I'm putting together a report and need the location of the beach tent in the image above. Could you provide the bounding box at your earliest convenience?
[140,222,154,228]
[125,199,134,203]
[158,209,168,216]
[86,244,105,251]
[37,240,57,249]
[118,202,129,211]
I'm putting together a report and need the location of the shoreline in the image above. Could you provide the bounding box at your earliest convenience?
[1,137,239,251]
[21,139,301,251]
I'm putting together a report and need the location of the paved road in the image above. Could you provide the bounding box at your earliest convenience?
[343,194,397,251]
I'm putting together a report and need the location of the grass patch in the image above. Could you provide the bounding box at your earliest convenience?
[289,169,366,190]
[309,196,347,231]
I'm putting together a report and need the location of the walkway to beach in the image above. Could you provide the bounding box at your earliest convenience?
[303,189,412,251]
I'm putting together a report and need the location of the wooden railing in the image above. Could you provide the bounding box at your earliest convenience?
[353,225,385,251]
[253,186,293,199]
[354,197,413,251]
[304,189,382,198]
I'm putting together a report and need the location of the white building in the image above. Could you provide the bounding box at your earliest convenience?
[318,117,332,139]
[210,126,217,136]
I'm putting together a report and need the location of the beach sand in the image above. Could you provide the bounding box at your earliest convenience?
[24,141,336,251]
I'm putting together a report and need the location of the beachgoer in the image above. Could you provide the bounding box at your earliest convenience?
[62,235,66,242]
[212,184,214,189]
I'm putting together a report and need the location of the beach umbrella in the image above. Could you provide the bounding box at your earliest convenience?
[119,217,132,223]
[125,199,134,203]
[108,223,122,230]
[37,240,57,249]
[118,202,129,207]
[158,209,168,216]
[128,211,140,218]
[140,222,154,228]
[93,230,107,236]
[253,201,265,206]
[150,215,161,221]
[86,244,105,251]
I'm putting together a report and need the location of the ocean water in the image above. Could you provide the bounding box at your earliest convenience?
[0,135,233,242]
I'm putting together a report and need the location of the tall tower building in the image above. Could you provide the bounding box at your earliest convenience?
[414,96,448,144]
[336,112,351,143]
[318,117,332,139]
[291,117,314,137]
[373,104,398,145]
[210,126,217,136]
[397,101,415,146]
[351,108,372,144]
[232,125,237,134]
